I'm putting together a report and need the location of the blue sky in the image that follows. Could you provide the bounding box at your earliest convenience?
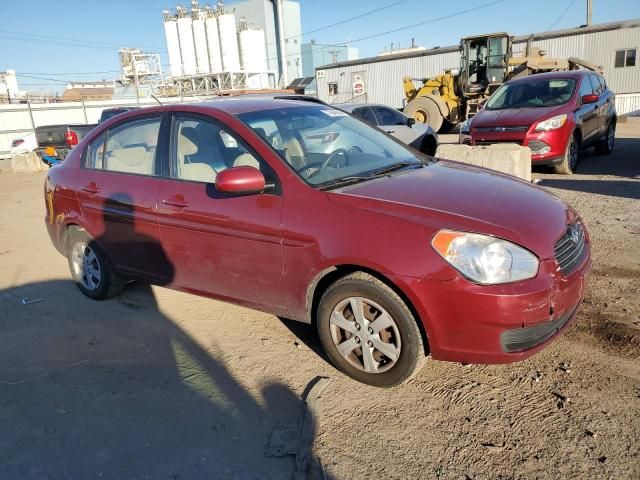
[1,0,638,92]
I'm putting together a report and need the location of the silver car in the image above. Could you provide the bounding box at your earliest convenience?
[336,103,438,156]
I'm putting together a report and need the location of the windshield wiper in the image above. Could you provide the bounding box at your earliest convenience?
[318,175,372,190]
[318,162,422,191]
[370,161,422,177]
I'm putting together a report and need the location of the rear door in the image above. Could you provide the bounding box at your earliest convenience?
[371,106,416,144]
[155,113,286,311]
[75,114,173,284]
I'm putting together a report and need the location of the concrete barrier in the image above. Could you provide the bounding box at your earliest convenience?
[436,143,532,182]
[10,152,47,174]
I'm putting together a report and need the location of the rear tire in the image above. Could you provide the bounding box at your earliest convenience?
[405,97,444,133]
[66,228,126,300]
[316,272,426,387]
[595,122,615,155]
[554,132,580,175]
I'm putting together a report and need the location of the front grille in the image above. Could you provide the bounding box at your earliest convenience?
[501,303,578,353]
[475,139,523,146]
[554,222,587,275]
[474,126,528,133]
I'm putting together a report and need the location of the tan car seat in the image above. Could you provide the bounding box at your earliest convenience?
[106,146,154,175]
[178,129,217,182]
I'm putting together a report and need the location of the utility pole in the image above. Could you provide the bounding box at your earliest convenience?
[328,50,339,64]
[587,0,592,25]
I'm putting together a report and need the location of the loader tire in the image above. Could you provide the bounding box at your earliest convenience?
[405,96,444,132]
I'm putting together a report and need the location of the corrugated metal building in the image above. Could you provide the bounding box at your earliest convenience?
[316,19,640,115]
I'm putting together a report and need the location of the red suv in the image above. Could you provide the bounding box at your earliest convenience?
[45,97,591,386]
[461,71,616,174]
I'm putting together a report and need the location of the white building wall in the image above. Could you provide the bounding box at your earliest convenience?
[317,21,640,114]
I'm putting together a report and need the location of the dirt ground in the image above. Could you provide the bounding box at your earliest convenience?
[0,120,638,479]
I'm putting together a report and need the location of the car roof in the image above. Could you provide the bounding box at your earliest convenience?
[506,70,595,85]
[334,103,390,111]
[195,95,329,115]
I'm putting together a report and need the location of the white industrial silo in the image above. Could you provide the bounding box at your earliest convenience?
[163,10,183,77]
[217,11,241,72]
[176,6,197,75]
[205,7,222,73]
[239,24,267,72]
[192,8,210,74]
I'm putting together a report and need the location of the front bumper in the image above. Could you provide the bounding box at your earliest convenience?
[470,126,572,165]
[402,245,591,364]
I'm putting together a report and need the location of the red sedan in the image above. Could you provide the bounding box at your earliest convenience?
[44,97,591,387]
[460,70,616,174]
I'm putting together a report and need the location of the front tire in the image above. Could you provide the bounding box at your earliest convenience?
[405,97,444,133]
[66,228,126,300]
[317,272,426,387]
[554,132,580,175]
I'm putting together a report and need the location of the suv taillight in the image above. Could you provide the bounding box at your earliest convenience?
[65,130,79,147]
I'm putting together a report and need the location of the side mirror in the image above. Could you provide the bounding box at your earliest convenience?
[582,94,599,105]
[215,166,266,195]
[407,117,416,127]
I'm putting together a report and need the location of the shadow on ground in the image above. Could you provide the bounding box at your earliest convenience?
[0,192,330,479]
[0,280,329,479]
[536,136,640,199]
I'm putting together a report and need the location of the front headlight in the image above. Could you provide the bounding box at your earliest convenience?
[534,114,567,132]
[431,230,539,284]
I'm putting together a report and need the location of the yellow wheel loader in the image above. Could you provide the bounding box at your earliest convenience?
[403,33,603,132]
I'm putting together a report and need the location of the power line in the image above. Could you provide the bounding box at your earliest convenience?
[264,0,505,64]
[285,0,409,41]
[0,30,166,51]
[546,0,577,32]
[18,70,122,76]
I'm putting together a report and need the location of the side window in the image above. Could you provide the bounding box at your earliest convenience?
[353,107,378,126]
[100,117,161,175]
[589,74,604,96]
[172,116,262,183]
[578,76,593,99]
[86,132,106,169]
[328,83,338,96]
[373,106,407,126]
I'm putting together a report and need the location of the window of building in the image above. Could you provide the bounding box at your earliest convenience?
[328,83,338,96]
[615,48,637,68]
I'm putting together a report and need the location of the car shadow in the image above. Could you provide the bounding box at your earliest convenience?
[0,193,331,479]
[536,136,640,200]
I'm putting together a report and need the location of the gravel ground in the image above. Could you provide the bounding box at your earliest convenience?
[0,120,638,479]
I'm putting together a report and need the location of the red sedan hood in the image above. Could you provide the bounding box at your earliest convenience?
[328,162,577,259]
[472,105,565,128]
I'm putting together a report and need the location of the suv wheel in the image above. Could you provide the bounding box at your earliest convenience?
[595,123,615,155]
[66,228,126,300]
[317,272,426,387]
[554,133,580,175]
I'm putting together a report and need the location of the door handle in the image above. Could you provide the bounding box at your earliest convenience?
[81,183,100,194]
[162,197,190,208]
[386,130,395,134]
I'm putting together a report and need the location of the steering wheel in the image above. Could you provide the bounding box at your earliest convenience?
[304,149,349,179]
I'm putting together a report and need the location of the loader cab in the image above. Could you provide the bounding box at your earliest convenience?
[459,33,511,97]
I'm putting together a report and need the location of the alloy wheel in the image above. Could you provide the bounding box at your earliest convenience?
[607,125,615,151]
[329,297,401,373]
[70,242,102,291]
[569,137,579,170]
